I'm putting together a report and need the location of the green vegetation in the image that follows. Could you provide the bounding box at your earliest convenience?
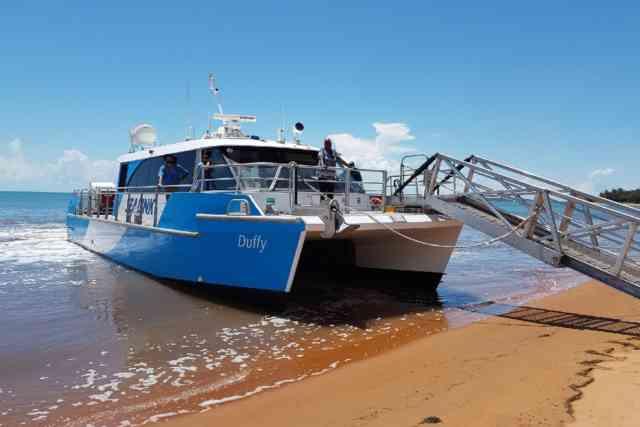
[600,188,640,203]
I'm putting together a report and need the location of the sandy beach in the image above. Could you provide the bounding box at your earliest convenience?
[163,280,640,427]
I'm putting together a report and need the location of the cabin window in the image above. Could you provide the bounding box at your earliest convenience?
[223,146,319,165]
[199,148,235,190]
[127,151,196,192]
[175,150,196,184]
[117,163,128,189]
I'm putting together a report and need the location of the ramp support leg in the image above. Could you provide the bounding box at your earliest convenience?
[583,206,600,248]
[559,200,576,233]
[524,191,544,238]
[542,191,563,253]
[463,167,475,193]
[428,157,442,194]
[614,223,638,276]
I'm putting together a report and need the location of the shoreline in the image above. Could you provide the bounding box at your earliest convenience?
[164,280,640,426]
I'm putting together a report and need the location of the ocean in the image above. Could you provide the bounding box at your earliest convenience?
[0,191,585,426]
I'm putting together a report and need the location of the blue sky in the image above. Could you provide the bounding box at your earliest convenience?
[1,1,638,192]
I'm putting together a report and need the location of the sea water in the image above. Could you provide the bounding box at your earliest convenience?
[0,191,585,425]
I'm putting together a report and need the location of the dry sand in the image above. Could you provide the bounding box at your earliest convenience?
[165,280,640,426]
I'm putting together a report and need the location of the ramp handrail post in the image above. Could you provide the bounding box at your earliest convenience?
[613,223,638,276]
[542,190,563,253]
[583,206,599,248]
[428,157,442,194]
[559,198,577,233]
[524,191,544,238]
[463,159,476,193]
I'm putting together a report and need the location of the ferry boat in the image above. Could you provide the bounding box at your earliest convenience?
[66,77,463,293]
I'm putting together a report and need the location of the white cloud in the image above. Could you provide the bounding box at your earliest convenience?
[577,167,616,194]
[0,139,117,191]
[588,168,615,179]
[327,122,416,171]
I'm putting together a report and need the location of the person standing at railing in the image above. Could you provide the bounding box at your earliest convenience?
[158,155,190,191]
[318,138,337,199]
[191,150,214,191]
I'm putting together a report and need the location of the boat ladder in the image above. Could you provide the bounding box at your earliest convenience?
[389,153,640,299]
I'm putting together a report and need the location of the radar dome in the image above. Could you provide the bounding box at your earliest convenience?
[129,124,157,148]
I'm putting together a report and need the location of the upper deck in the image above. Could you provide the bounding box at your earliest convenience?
[118,136,317,164]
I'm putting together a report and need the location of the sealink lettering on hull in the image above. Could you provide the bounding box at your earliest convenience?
[238,234,268,253]
[126,196,157,215]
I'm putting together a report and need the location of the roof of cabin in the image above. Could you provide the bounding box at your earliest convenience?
[117,137,318,163]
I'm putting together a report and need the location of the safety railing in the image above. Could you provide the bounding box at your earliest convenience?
[74,188,117,219]
[425,153,640,279]
[195,162,387,212]
[398,154,430,199]
[75,162,387,225]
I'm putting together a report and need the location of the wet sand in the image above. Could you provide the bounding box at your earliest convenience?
[164,280,640,427]
[0,196,588,426]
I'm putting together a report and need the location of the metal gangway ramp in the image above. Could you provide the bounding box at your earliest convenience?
[390,153,640,299]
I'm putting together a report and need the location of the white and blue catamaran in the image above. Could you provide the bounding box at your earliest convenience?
[67,77,463,293]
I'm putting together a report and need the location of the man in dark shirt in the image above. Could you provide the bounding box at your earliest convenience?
[318,138,337,198]
[192,150,214,191]
[158,155,190,191]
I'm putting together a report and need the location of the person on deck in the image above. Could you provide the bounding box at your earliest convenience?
[192,150,214,191]
[318,138,338,198]
[158,155,190,191]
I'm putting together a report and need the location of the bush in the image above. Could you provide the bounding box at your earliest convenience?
[600,188,640,203]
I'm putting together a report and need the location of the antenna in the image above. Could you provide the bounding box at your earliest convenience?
[206,73,257,139]
[277,105,285,143]
[185,80,194,140]
[208,73,224,115]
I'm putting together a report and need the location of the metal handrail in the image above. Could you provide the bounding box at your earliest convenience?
[195,162,386,203]
[426,153,640,280]
[434,154,640,223]
[74,162,388,219]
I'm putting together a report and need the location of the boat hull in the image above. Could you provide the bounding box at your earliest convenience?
[67,214,306,292]
[66,192,462,293]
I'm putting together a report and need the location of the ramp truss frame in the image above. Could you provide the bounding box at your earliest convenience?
[391,153,640,298]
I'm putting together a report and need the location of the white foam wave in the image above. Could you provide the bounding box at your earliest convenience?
[0,223,91,265]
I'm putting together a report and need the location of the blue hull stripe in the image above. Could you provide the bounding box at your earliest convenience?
[66,192,307,293]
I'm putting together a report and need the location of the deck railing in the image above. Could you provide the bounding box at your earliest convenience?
[74,162,388,220]
[74,188,117,218]
[195,162,387,211]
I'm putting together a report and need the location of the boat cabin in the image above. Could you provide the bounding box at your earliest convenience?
[115,133,374,214]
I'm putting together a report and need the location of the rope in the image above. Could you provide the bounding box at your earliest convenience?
[299,180,539,249]
[343,207,538,249]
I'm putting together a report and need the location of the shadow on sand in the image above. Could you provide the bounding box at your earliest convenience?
[155,268,447,329]
[464,302,640,337]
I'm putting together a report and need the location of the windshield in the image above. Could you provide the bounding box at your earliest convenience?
[222,146,319,165]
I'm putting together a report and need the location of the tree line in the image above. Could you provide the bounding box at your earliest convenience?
[600,188,640,203]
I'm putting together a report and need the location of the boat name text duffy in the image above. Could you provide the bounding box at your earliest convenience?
[238,234,268,253]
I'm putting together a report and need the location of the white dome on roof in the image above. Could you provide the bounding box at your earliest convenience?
[129,124,157,151]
